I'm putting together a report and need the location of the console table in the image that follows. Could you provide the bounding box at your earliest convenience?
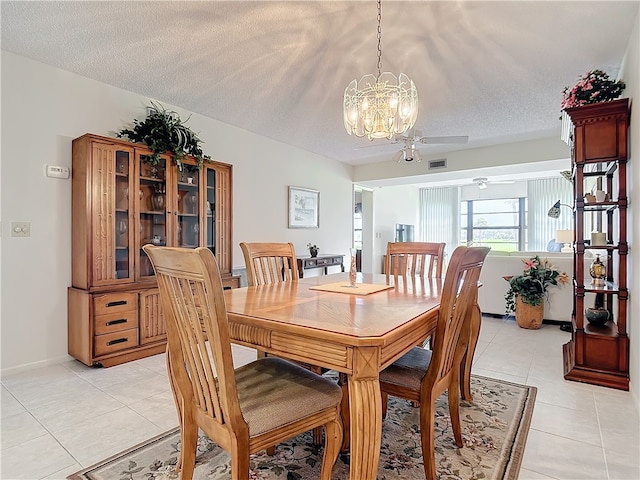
[297,254,345,278]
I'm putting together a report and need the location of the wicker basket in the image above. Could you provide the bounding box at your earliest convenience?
[515,296,544,329]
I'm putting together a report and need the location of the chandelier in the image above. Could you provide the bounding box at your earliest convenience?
[343,0,418,140]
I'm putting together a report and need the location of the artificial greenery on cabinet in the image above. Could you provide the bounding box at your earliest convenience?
[117,102,210,170]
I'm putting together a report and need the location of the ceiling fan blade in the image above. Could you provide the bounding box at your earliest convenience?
[353,140,401,151]
[492,180,516,184]
[419,135,469,145]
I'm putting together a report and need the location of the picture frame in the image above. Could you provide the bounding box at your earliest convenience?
[288,186,319,229]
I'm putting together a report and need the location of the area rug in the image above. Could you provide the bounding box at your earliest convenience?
[69,375,535,480]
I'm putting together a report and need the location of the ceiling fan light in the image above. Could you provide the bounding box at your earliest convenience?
[393,149,405,163]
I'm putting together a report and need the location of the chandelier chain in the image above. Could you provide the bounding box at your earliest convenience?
[376,0,382,78]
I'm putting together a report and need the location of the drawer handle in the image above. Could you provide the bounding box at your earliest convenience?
[105,300,127,308]
[106,318,127,326]
[107,337,128,346]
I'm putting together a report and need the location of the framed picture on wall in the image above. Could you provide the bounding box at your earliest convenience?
[288,186,319,228]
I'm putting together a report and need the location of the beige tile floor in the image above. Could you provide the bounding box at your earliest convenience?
[1,317,638,479]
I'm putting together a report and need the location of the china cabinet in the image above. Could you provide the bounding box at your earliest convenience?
[68,133,238,367]
[561,98,630,390]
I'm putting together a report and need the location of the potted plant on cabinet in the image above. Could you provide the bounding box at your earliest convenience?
[117,102,210,171]
[505,256,568,329]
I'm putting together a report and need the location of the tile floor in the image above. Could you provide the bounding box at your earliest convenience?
[1,317,639,480]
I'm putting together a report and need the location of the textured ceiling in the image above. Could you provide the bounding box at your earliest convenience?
[1,1,638,166]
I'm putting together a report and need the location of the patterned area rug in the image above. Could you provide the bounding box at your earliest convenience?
[69,375,535,480]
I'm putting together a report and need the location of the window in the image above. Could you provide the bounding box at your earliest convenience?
[461,198,527,251]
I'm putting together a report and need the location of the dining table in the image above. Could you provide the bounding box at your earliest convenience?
[223,272,484,480]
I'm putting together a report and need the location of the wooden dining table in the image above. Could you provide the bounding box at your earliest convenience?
[223,272,483,480]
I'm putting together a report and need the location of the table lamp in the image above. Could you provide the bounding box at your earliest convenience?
[556,229,574,253]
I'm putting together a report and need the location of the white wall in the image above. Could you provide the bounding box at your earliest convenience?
[0,52,353,373]
[369,185,420,273]
[620,10,639,412]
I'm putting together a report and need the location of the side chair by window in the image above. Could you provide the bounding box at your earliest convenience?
[385,241,446,281]
[386,241,446,352]
[143,245,343,480]
[240,242,299,286]
[379,245,490,480]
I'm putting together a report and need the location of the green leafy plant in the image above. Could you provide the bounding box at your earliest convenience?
[505,256,568,313]
[117,102,210,170]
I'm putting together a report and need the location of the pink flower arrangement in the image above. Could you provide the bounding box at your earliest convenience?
[561,69,626,110]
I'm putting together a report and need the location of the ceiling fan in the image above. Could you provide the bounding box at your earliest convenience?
[355,129,469,163]
[472,177,516,189]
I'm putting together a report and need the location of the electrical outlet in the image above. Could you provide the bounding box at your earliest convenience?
[11,222,31,237]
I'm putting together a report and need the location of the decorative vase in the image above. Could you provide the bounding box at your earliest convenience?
[585,292,611,326]
[585,307,611,326]
[515,296,544,330]
[309,248,318,258]
[589,255,606,285]
[151,192,165,211]
[349,248,357,287]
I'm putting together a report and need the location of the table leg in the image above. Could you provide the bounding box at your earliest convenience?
[348,347,382,480]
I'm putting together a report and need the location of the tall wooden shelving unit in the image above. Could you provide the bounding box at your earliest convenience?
[562,98,630,390]
[68,133,239,367]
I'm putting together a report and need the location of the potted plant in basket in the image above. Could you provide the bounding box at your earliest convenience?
[505,256,569,329]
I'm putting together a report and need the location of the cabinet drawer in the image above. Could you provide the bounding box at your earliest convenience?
[94,310,138,336]
[94,328,139,356]
[93,292,138,315]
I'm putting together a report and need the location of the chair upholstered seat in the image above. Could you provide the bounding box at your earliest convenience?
[236,357,342,436]
[379,347,432,392]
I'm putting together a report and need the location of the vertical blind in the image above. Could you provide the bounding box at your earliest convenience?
[419,187,460,258]
[527,177,573,251]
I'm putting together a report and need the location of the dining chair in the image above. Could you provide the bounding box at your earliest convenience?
[239,240,325,448]
[385,241,446,281]
[240,242,299,286]
[379,245,490,480]
[386,241,446,354]
[143,245,343,480]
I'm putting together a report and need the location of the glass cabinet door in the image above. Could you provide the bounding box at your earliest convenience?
[137,153,169,278]
[113,148,133,282]
[205,166,216,255]
[176,164,201,248]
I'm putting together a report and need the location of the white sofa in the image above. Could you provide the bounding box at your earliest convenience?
[478,251,591,322]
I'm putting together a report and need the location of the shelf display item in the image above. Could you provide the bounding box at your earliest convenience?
[589,255,606,285]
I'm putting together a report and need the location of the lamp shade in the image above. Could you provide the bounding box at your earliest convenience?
[556,229,574,244]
